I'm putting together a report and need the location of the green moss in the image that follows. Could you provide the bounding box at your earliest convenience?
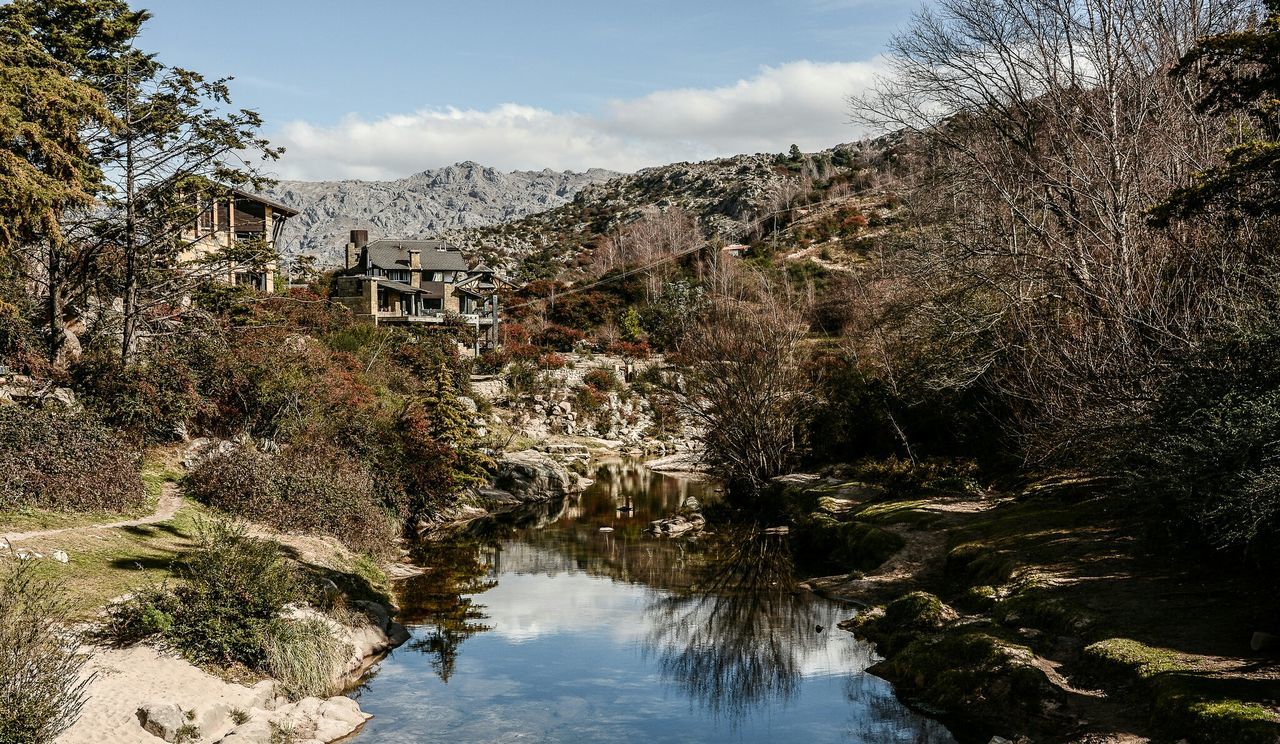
[1082,638,1280,743]
[945,541,1018,586]
[995,584,1095,633]
[957,584,999,612]
[884,591,952,629]
[853,499,941,528]
[1082,638,1182,680]
[791,514,905,576]
[878,630,1059,718]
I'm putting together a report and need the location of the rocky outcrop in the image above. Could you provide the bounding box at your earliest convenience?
[267,162,619,267]
[490,449,587,502]
[0,374,79,411]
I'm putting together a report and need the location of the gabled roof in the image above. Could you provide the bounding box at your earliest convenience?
[365,239,469,272]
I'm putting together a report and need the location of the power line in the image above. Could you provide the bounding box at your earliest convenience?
[503,243,707,311]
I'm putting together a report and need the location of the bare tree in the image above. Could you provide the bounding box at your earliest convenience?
[675,261,816,496]
[849,0,1257,454]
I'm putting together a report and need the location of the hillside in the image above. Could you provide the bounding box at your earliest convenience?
[442,137,902,277]
[267,162,620,266]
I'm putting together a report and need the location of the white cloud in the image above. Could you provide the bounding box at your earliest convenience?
[268,59,887,181]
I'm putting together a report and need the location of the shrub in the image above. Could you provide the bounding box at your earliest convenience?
[184,447,397,556]
[99,583,180,647]
[165,519,300,667]
[263,617,351,699]
[0,562,94,744]
[0,407,143,513]
[533,324,586,351]
[605,340,651,359]
[582,368,620,392]
[71,343,208,441]
[1127,308,1280,562]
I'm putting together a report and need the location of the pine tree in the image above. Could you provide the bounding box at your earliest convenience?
[0,5,115,361]
[1156,0,1280,221]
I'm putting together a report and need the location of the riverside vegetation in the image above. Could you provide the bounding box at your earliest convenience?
[3,0,1280,741]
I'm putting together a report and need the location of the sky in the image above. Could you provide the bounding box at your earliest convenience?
[136,0,918,181]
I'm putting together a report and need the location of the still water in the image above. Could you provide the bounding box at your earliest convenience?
[347,459,954,743]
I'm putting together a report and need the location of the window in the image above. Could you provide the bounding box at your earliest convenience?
[388,270,409,282]
[423,298,443,311]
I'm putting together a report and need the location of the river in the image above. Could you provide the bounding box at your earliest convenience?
[346,459,954,743]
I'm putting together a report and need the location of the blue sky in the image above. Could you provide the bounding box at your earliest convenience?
[138,0,917,179]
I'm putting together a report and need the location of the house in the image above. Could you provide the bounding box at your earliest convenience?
[178,186,299,292]
[329,230,506,346]
[722,243,750,258]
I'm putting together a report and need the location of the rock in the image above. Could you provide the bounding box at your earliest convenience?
[647,513,706,537]
[645,451,705,474]
[136,702,187,741]
[14,548,42,561]
[0,538,9,553]
[51,549,69,563]
[180,437,238,470]
[491,449,584,500]
[458,396,478,412]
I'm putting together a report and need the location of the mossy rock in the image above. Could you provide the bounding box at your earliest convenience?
[995,585,1095,634]
[945,541,1018,586]
[956,584,999,612]
[1081,638,1280,744]
[791,514,905,576]
[846,592,958,656]
[876,629,1062,722]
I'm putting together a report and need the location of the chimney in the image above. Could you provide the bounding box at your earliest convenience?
[346,230,369,270]
[408,249,422,288]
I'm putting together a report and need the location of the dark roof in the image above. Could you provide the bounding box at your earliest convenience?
[365,239,469,272]
[376,278,421,294]
[230,187,299,217]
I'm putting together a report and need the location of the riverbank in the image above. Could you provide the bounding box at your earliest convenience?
[774,466,1280,743]
[1,447,411,744]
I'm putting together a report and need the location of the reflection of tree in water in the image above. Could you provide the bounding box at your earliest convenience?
[399,539,498,682]
[645,530,830,722]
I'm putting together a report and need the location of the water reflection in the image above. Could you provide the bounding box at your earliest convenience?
[353,460,953,743]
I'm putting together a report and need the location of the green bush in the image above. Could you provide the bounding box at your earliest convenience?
[0,562,94,744]
[165,519,300,667]
[184,446,397,555]
[1127,308,1280,562]
[99,584,179,647]
[0,407,143,513]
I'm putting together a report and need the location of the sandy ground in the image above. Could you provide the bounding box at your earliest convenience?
[58,645,272,744]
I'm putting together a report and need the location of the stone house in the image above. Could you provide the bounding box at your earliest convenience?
[178,186,299,293]
[329,230,507,345]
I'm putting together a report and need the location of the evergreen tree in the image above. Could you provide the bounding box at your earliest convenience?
[0,5,115,362]
[1156,0,1280,221]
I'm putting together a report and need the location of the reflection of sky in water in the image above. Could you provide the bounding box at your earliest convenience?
[348,463,954,744]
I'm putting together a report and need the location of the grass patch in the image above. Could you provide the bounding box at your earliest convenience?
[1081,638,1280,743]
[263,616,352,699]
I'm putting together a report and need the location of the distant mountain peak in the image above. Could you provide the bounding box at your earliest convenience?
[268,164,621,265]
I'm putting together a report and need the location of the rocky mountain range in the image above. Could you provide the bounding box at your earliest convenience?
[268,138,897,276]
[267,162,619,266]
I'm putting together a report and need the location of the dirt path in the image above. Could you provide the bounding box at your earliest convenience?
[1,483,183,544]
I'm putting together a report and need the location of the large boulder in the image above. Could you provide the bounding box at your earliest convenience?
[491,449,586,501]
[136,702,188,741]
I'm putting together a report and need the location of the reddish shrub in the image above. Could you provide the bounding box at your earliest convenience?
[0,407,143,513]
[606,340,652,359]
